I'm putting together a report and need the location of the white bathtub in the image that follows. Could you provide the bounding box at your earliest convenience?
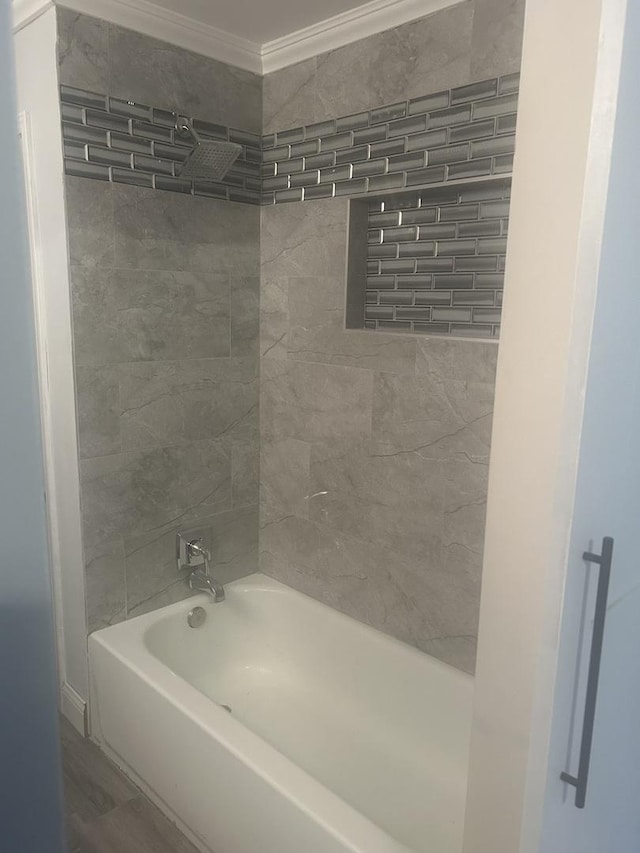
[89,573,473,853]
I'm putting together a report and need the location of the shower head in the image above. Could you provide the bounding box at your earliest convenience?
[175,116,242,181]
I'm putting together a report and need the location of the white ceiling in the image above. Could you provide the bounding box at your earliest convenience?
[146,0,378,45]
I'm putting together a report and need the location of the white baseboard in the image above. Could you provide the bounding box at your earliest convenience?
[61,682,87,736]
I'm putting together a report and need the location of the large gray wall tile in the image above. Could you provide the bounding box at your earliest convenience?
[471,0,526,79]
[113,186,260,276]
[263,57,317,135]
[443,457,490,557]
[210,505,259,582]
[314,42,372,124]
[308,438,445,563]
[231,277,260,359]
[75,365,122,459]
[79,440,232,550]
[261,359,373,443]
[415,337,498,382]
[371,370,494,461]
[65,177,114,268]
[260,276,289,360]
[260,436,311,524]
[288,323,417,374]
[231,440,260,507]
[261,197,348,279]
[72,268,231,365]
[287,275,417,373]
[57,8,109,92]
[84,538,126,633]
[118,359,257,451]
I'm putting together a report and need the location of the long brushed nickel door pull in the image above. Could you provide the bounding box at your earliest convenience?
[561,536,614,808]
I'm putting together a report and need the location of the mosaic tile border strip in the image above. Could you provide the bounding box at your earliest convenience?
[60,85,262,204]
[60,73,518,213]
[362,181,510,338]
[262,73,519,205]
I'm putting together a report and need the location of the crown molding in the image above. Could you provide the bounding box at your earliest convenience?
[12,0,464,74]
[261,0,464,74]
[13,0,263,72]
[62,0,262,72]
[12,0,54,32]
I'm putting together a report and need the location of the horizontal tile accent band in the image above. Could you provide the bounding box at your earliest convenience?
[60,85,262,204]
[265,72,517,206]
[62,74,518,207]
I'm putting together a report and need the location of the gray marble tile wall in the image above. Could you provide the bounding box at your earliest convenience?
[260,0,525,673]
[58,8,261,632]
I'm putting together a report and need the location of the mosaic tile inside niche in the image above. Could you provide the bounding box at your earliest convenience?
[262,73,519,205]
[363,181,510,338]
[59,85,263,204]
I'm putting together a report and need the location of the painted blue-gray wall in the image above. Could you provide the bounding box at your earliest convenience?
[0,4,66,850]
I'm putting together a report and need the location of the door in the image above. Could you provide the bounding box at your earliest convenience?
[463,1,640,850]
[538,1,640,849]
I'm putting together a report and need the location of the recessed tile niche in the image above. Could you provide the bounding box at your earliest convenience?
[347,179,511,338]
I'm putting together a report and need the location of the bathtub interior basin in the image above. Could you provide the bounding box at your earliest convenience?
[89,573,474,853]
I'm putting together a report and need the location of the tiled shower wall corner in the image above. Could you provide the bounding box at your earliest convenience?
[260,0,526,674]
[60,85,263,204]
[58,7,261,632]
[362,181,510,337]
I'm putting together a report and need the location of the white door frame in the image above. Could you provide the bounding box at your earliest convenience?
[463,0,629,851]
[16,77,88,730]
[18,110,69,706]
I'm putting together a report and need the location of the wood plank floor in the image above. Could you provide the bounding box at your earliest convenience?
[60,716,201,853]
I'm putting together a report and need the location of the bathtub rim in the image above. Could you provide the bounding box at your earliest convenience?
[93,572,475,684]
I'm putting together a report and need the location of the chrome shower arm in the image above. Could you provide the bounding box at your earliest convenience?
[175,115,201,144]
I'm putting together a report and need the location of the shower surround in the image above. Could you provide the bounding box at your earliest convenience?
[58,0,525,674]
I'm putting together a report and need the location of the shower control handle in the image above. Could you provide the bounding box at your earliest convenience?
[176,532,208,572]
[560,536,614,808]
[187,538,211,563]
